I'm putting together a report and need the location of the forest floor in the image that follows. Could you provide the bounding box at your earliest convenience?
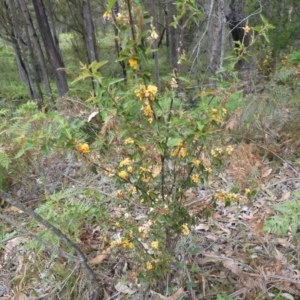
[1,98,300,300]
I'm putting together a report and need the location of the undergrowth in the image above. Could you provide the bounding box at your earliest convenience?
[1,2,300,300]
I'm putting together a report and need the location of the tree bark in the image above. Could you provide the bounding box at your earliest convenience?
[82,0,98,64]
[6,0,38,100]
[112,0,127,81]
[150,0,160,90]
[225,0,253,90]
[168,2,179,70]
[17,0,55,108]
[82,0,98,91]
[32,0,69,97]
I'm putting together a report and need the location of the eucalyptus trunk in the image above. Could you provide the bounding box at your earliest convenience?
[32,0,69,97]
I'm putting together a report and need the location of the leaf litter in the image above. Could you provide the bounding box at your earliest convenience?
[1,139,300,299]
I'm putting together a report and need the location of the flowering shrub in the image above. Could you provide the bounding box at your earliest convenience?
[65,0,238,284]
[74,65,232,282]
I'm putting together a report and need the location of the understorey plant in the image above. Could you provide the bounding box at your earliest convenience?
[72,0,231,287]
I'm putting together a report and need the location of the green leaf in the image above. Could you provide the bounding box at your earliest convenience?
[167,138,182,147]
[107,78,124,86]
[106,0,117,12]
[91,60,108,74]
[62,128,72,140]
[15,149,25,159]
[41,145,50,156]
[260,15,269,26]
[23,140,34,151]
[187,246,201,255]
[190,263,200,273]
[196,121,204,132]
[186,281,197,288]
[0,151,9,169]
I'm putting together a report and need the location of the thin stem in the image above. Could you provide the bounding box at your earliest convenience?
[0,189,100,293]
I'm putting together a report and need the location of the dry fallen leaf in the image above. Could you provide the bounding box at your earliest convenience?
[193,224,209,231]
[88,110,99,122]
[88,245,114,264]
[277,191,291,202]
[262,168,272,178]
[114,282,136,295]
[152,165,161,178]
[150,287,184,300]
[167,287,185,300]
[222,259,243,277]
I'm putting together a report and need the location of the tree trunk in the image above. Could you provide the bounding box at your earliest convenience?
[168,2,178,70]
[44,0,61,57]
[32,0,69,97]
[112,0,127,81]
[225,0,254,92]
[82,0,98,91]
[82,0,98,63]
[6,0,38,100]
[205,0,226,87]
[15,0,44,109]
[17,0,55,108]
[150,0,160,90]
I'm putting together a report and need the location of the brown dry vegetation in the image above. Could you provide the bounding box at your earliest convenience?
[1,88,300,300]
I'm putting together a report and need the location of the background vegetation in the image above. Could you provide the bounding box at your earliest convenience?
[0,0,300,299]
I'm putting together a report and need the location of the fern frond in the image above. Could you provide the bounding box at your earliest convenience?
[0,149,10,169]
[274,67,295,83]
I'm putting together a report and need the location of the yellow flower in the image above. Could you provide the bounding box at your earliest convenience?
[177,141,184,147]
[222,108,227,116]
[103,12,112,20]
[128,242,134,249]
[125,137,134,144]
[244,188,251,195]
[128,58,138,70]
[141,103,153,117]
[243,25,251,34]
[206,167,212,173]
[170,77,178,89]
[146,261,153,270]
[191,158,201,167]
[135,84,158,101]
[181,223,190,236]
[151,241,159,250]
[118,171,128,180]
[116,190,123,198]
[179,147,188,157]
[191,174,199,183]
[116,13,123,22]
[149,24,159,40]
[78,143,90,154]
[129,185,137,195]
[171,148,179,157]
[146,84,158,101]
[135,88,143,100]
[105,167,115,177]
[142,176,151,183]
[111,238,122,247]
[121,238,134,249]
[127,166,133,173]
[148,117,153,124]
[215,190,226,201]
[119,157,132,167]
[211,148,223,158]
[226,145,234,155]
[139,145,146,152]
[140,166,148,173]
[228,193,238,202]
